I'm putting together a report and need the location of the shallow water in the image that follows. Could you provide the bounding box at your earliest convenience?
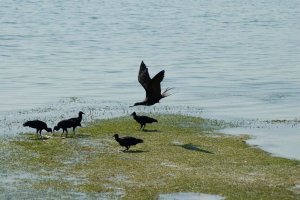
[223,125,300,160]
[158,192,224,200]
[0,0,300,159]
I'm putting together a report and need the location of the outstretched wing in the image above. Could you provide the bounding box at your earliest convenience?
[138,61,151,91]
[146,70,164,99]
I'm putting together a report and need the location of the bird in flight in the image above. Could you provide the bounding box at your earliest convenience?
[130,61,172,107]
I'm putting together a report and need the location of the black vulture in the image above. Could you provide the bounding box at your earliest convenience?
[23,120,52,137]
[67,111,84,132]
[131,112,158,130]
[53,119,81,137]
[113,134,143,151]
[130,61,172,107]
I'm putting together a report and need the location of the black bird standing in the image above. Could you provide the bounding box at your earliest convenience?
[53,119,81,137]
[67,111,84,133]
[131,112,158,130]
[23,120,52,138]
[130,61,172,107]
[113,134,143,151]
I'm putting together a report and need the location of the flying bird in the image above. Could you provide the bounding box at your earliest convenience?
[113,134,143,151]
[131,112,158,130]
[130,61,172,107]
[23,120,52,137]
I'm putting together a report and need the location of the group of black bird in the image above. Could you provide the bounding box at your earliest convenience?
[23,61,172,151]
[23,111,84,138]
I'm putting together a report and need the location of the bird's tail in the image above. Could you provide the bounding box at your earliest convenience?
[162,87,174,98]
[23,122,29,127]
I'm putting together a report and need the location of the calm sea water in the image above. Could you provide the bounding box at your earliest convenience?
[0,0,299,158]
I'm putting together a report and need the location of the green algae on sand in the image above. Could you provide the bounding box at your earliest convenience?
[0,115,299,199]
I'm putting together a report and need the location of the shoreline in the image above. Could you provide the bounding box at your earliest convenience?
[222,125,300,161]
[0,114,299,199]
[0,99,299,161]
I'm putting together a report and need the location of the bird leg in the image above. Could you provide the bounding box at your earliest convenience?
[121,147,128,152]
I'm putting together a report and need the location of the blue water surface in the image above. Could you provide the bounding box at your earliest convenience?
[0,0,299,159]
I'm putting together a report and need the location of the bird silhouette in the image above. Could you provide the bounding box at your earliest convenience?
[23,120,52,138]
[67,111,84,132]
[130,61,172,107]
[53,119,81,137]
[131,112,158,130]
[113,134,143,151]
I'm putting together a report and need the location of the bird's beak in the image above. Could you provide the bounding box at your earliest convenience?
[129,105,134,108]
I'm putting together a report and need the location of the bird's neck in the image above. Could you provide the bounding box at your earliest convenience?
[114,136,120,141]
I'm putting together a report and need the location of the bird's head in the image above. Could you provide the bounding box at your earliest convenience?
[131,112,137,116]
[53,126,59,132]
[113,134,119,139]
[79,111,85,116]
[46,128,52,133]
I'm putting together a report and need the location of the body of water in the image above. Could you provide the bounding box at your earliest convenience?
[0,0,299,159]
